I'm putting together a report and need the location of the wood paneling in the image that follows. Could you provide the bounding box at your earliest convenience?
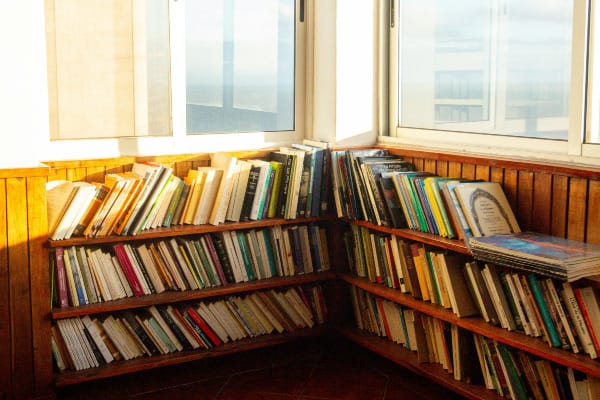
[531,172,552,234]
[0,178,11,399]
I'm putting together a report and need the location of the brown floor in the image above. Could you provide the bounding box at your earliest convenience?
[56,336,467,400]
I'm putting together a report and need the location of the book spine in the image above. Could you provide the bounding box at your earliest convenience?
[526,274,562,348]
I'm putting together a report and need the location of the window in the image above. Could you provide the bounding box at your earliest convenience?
[396,0,572,139]
[45,0,302,142]
[388,0,599,163]
[184,0,296,134]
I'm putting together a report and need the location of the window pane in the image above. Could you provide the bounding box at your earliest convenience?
[186,0,295,134]
[398,0,572,140]
[46,0,171,139]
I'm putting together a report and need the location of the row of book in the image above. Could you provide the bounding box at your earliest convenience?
[51,285,327,371]
[343,225,600,359]
[344,224,477,317]
[331,148,520,241]
[47,141,332,240]
[333,148,600,282]
[52,223,330,308]
[349,286,600,399]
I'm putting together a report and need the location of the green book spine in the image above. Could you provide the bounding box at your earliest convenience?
[527,274,561,347]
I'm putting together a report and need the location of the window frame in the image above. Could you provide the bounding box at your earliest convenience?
[387,0,600,166]
[44,0,307,161]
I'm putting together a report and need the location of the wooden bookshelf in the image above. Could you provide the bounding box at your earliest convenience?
[48,215,336,248]
[54,325,330,387]
[348,219,471,255]
[52,272,335,319]
[336,326,499,400]
[338,272,600,378]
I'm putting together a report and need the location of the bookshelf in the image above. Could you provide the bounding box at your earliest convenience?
[43,148,339,389]
[332,146,600,398]
[4,145,600,400]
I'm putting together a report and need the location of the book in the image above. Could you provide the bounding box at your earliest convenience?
[226,159,252,222]
[438,253,479,317]
[208,152,238,225]
[452,181,520,240]
[193,167,223,225]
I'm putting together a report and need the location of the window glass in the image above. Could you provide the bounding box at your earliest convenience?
[185,0,295,134]
[398,0,573,140]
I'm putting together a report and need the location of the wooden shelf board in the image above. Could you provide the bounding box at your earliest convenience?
[54,325,330,387]
[347,219,471,255]
[336,326,499,400]
[338,272,600,378]
[48,215,336,248]
[52,272,335,319]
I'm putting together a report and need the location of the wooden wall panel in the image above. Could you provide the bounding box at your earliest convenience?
[551,175,569,238]
[567,177,588,242]
[447,161,462,178]
[503,169,518,215]
[517,171,534,231]
[27,176,52,397]
[461,164,475,180]
[490,167,504,185]
[0,179,11,399]
[587,180,600,244]
[475,165,490,181]
[531,172,552,234]
[435,160,448,177]
[423,159,437,175]
[7,177,34,400]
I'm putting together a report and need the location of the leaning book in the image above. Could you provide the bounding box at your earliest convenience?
[470,231,600,282]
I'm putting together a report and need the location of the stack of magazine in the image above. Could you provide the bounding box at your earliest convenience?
[470,232,600,282]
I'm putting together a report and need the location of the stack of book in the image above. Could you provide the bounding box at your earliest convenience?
[46,141,332,239]
[470,232,600,282]
[51,285,327,371]
[52,224,331,307]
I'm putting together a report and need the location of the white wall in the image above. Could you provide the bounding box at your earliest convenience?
[0,2,49,167]
[0,1,378,168]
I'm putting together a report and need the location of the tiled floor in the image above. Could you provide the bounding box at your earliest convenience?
[56,337,467,400]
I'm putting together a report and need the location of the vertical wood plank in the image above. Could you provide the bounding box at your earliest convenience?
[503,169,518,217]
[447,161,462,178]
[461,164,476,180]
[423,159,436,174]
[85,166,106,183]
[587,180,600,244]
[490,167,504,185]
[0,179,11,399]
[531,172,552,235]
[66,166,87,182]
[28,176,52,397]
[435,160,448,177]
[475,165,490,182]
[567,177,588,241]
[517,171,534,231]
[551,175,569,237]
[7,177,33,400]
[412,158,424,171]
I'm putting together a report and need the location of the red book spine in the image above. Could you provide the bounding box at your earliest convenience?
[375,298,393,339]
[113,243,144,296]
[54,247,69,307]
[185,306,222,347]
[574,287,600,354]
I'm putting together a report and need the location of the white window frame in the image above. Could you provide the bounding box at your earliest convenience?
[386,0,600,167]
[44,0,307,161]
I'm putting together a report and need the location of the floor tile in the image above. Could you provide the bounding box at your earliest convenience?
[130,377,227,400]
